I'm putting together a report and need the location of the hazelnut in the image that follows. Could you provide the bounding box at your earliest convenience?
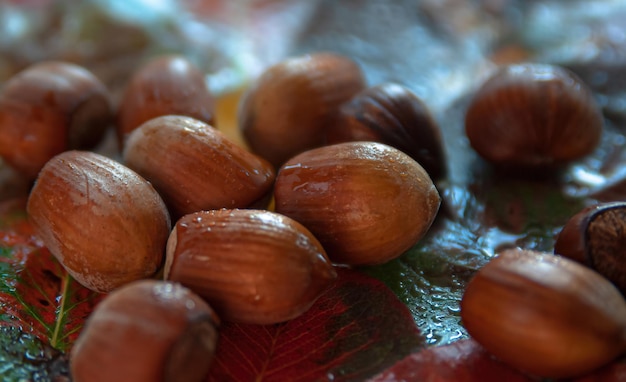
[0,61,112,179]
[555,201,626,294]
[164,209,337,325]
[274,141,441,266]
[461,248,626,379]
[464,63,603,170]
[71,280,219,382]
[327,83,446,180]
[117,55,216,147]
[123,115,275,220]
[27,151,171,292]
[238,52,366,167]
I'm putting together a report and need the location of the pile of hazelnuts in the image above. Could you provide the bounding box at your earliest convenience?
[461,62,626,379]
[0,53,444,382]
[0,50,619,381]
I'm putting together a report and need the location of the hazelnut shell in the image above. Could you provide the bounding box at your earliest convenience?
[327,83,446,180]
[123,115,275,220]
[117,55,216,147]
[239,52,366,167]
[164,209,337,325]
[555,202,626,294]
[71,280,219,382]
[0,61,112,178]
[461,249,626,379]
[274,141,441,266]
[464,63,603,169]
[27,151,171,292]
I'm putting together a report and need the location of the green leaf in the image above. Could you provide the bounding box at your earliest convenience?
[365,179,586,347]
[0,327,69,382]
[0,199,103,354]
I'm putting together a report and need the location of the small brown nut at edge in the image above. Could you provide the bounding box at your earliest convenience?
[0,61,112,179]
[70,280,219,382]
[555,201,626,295]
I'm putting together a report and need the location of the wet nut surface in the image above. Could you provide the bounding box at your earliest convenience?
[274,141,441,266]
[461,248,626,379]
[71,280,219,382]
[123,115,275,220]
[164,209,337,325]
[27,150,171,293]
[0,61,112,179]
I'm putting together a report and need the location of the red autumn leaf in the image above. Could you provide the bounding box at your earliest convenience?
[368,338,535,382]
[370,338,626,381]
[571,356,626,382]
[0,198,103,352]
[207,267,426,382]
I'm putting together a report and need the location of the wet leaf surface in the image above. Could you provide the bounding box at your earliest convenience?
[0,198,103,380]
[368,338,535,382]
[207,267,425,382]
[2,1,626,381]
[0,326,69,382]
[369,339,626,382]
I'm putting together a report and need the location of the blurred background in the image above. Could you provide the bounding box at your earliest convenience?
[2,0,624,100]
[1,0,626,193]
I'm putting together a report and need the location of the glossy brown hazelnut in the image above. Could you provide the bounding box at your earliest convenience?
[27,151,171,292]
[555,202,626,294]
[0,61,112,179]
[117,55,216,147]
[327,83,446,180]
[464,63,603,169]
[164,209,337,325]
[71,280,220,382]
[238,52,366,167]
[274,141,441,266]
[461,248,626,379]
[123,115,275,220]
